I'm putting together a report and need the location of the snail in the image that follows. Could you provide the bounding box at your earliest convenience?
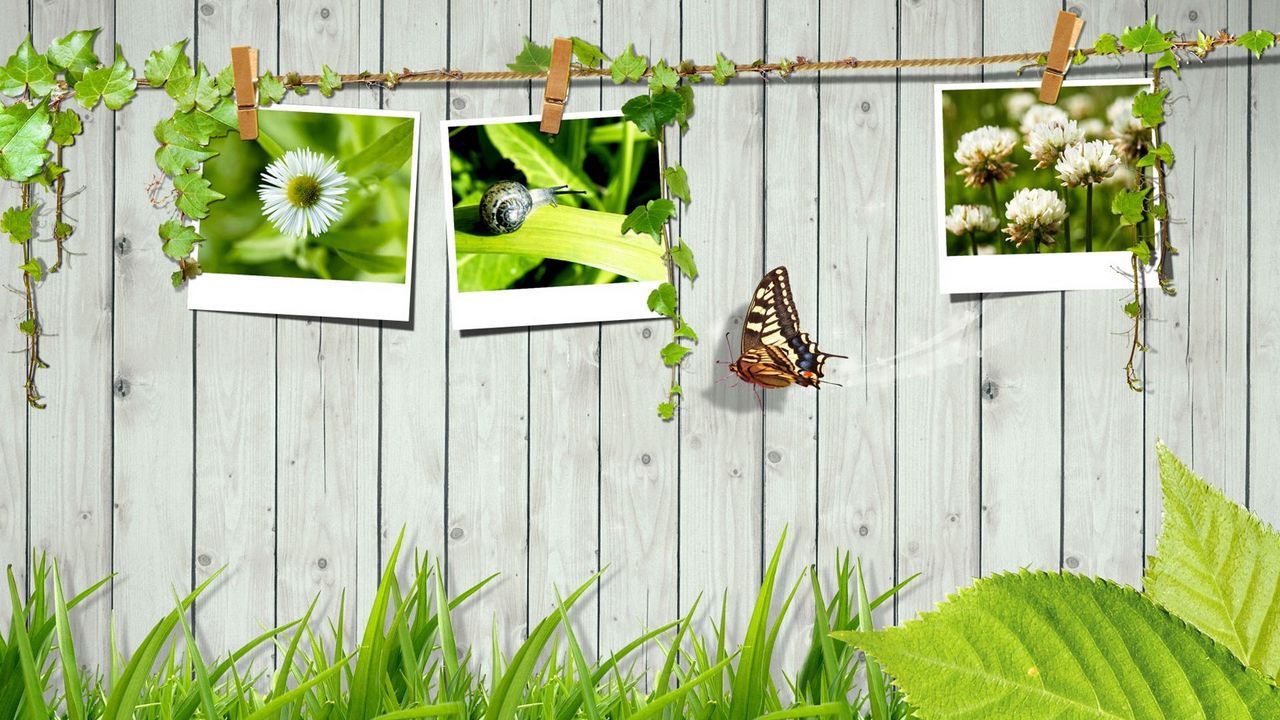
[478,181,585,234]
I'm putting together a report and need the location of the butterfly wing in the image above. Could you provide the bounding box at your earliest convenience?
[738,266,844,388]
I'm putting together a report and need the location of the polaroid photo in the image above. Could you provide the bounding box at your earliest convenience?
[188,104,421,321]
[442,110,666,330]
[935,78,1161,294]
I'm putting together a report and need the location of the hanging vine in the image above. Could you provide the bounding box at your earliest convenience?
[0,22,1273,411]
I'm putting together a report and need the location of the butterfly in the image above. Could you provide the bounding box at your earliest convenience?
[728,266,845,389]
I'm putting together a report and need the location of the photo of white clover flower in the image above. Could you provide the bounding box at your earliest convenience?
[940,83,1156,257]
[197,108,417,282]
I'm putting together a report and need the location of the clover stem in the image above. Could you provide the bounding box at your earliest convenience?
[987,182,1003,254]
[1085,184,1094,253]
[969,231,978,256]
[1062,194,1072,254]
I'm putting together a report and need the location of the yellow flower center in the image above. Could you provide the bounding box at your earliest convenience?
[286,175,322,208]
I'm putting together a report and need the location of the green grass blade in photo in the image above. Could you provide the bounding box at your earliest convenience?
[453,204,665,291]
[345,119,415,182]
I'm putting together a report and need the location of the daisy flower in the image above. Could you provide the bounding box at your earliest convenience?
[1025,119,1085,169]
[954,125,1018,188]
[1106,95,1152,162]
[1018,103,1069,137]
[258,148,349,238]
[1003,188,1066,251]
[1056,139,1121,187]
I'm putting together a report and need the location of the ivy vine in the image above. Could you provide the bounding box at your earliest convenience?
[0,22,1274,411]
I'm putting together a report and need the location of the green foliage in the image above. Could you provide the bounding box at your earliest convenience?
[1132,89,1169,130]
[1111,187,1150,226]
[159,219,202,259]
[1,205,34,243]
[1,36,58,98]
[0,533,910,719]
[153,115,216,175]
[1146,442,1280,680]
[344,117,415,180]
[1154,49,1181,77]
[507,37,552,73]
[44,29,100,81]
[318,64,342,97]
[0,102,52,182]
[621,198,675,243]
[172,172,225,219]
[621,91,683,139]
[166,61,218,113]
[843,571,1280,719]
[712,52,737,85]
[74,45,136,110]
[1120,16,1174,54]
[647,282,677,318]
[257,71,285,105]
[660,341,690,366]
[648,59,679,91]
[1136,141,1174,168]
[142,39,190,87]
[663,164,690,204]
[669,239,697,280]
[18,257,42,282]
[610,43,647,84]
[1236,29,1276,58]
[571,37,609,66]
[49,109,82,146]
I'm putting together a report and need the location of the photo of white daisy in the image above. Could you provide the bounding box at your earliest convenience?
[188,105,420,322]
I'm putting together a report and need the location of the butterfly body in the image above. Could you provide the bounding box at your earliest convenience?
[729,266,843,389]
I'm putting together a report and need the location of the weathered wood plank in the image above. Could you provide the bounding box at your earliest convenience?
[1144,0,1249,548]
[598,0,681,671]
[192,0,280,657]
[526,0,603,658]
[1061,0,1147,586]
[27,0,115,667]
[679,0,765,633]
[895,0,983,620]
[445,0,532,659]
[0,0,29,621]
[816,0,898,630]
[276,0,381,644]
[1250,0,1280,526]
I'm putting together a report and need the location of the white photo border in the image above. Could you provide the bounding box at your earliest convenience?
[188,104,421,322]
[441,110,663,331]
[934,77,1161,294]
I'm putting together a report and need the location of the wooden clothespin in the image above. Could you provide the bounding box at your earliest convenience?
[230,45,259,140]
[1039,10,1084,104]
[539,38,573,134]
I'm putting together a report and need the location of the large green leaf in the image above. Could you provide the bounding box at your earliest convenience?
[840,572,1280,719]
[1,36,58,98]
[1146,442,1280,681]
[482,122,602,210]
[74,45,136,110]
[343,119,414,181]
[45,29,100,81]
[0,102,52,182]
[453,203,665,290]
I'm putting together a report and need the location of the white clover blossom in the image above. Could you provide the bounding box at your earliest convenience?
[1064,93,1096,119]
[945,204,999,236]
[1018,103,1069,136]
[258,148,349,238]
[1056,139,1122,187]
[954,125,1018,187]
[1080,118,1107,138]
[1024,119,1085,169]
[1003,188,1067,248]
[1004,91,1037,119]
[1106,96,1143,134]
[1106,95,1151,161]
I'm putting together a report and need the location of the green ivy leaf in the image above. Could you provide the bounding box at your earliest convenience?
[610,43,647,84]
[647,282,677,319]
[621,91,683,139]
[648,59,678,91]
[1,205,34,243]
[674,84,694,133]
[165,61,218,113]
[172,258,201,287]
[1,36,58,98]
[74,45,137,110]
[1112,186,1151,226]
[1236,29,1276,58]
[213,64,235,96]
[154,116,216,176]
[143,39,191,88]
[1136,141,1174,168]
[17,318,35,336]
[657,401,675,421]
[660,341,690,366]
[45,29,100,81]
[570,37,609,66]
[1128,243,1152,265]
[673,319,698,342]
[1093,32,1120,55]
[0,102,52,182]
[53,221,72,241]
[159,219,202,260]
[49,109,82,147]
[1132,88,1168,128]
[711,52,736,85]
[29,161,66,189]
[18,257,42,282]
[669,240,697,281]
[621,198,676,243]
[1072,49,1087,65]
[166,99,237,146]
[663,165,690,204]
[1153,49,1181,78]
[1120,16,1174,55]
[508,37,552,73]
[173,172,225,219]
[319,64,342,97]
[258,72,285,106]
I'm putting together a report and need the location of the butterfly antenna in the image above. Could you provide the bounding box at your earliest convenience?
[820,379,844,388]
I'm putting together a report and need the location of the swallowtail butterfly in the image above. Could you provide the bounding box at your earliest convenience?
[729,266,844,389]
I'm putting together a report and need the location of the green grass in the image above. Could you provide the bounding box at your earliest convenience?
[0,533,916,719]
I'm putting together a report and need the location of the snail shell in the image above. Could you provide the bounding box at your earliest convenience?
[479,181,534,234]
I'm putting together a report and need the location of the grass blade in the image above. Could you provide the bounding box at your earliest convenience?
[372,703,468,720]
[857,560,889,720]
[52,562,86,720]
[170,588,219,720]
[6,566,50,720]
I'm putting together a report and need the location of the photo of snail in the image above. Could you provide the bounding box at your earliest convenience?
[188,105,420,321]
[934,79,1161,294]
[442,110,667,330]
